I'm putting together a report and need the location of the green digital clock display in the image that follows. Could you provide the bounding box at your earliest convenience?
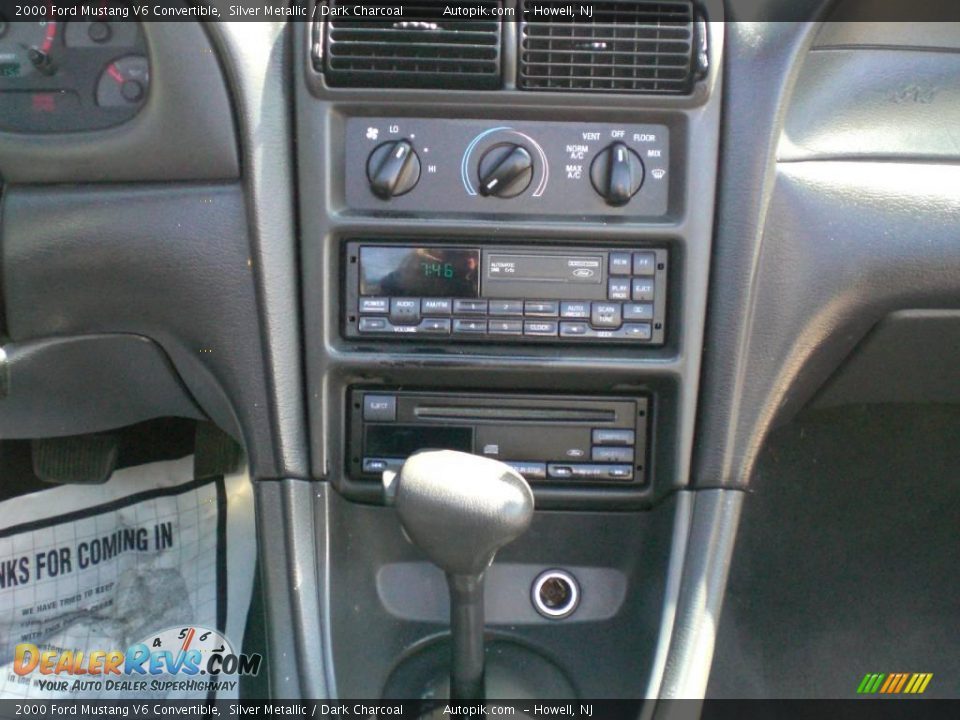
[360,246,480,298]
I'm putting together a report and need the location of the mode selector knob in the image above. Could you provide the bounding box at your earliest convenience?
[590,142,645,207]
[477,143,534,198]
[367,139,421,200]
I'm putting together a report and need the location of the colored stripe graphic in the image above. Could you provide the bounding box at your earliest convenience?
[857,672,932,694]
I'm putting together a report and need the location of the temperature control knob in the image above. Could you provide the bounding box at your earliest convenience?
[590,142,645,207]
[477,143,533,198]
[367,139,421,200]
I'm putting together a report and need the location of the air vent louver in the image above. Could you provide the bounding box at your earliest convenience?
[519,0,697,94]
[321,1,502,89]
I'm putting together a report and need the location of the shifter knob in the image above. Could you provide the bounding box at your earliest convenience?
[392,450,534,576]
[385,450,534,701]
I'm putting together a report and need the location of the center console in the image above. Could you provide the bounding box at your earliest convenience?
[294,7,724,702]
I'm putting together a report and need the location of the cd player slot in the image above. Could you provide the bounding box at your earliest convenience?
[413,406,615,423]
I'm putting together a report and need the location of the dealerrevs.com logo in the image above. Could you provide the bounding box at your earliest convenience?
[13,626,261,694]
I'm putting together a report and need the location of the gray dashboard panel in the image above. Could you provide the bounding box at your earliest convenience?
[0,333,203,439]
[0,22,239,184]
[702,159,960,489]
[1,184,282,476]
[780,47,960,161]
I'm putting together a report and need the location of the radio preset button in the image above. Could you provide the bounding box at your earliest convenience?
[453,319,487,334]
[489,300,525,316]
[489,320,524,335]
[363,395,397,422]
[419,318,452,334]
[560,302,591,319]
[632,252,656,276]
[609,252,632,276]
[421,298,452,316]
[524,320,559,336]
[631,278,655,302]
[592,446,635,463]
[453,299,488,315]
[359,297,389,314]
[623,303,654,321]
[525,300,559,317]
[592,429,636,446]
[608,278,631,301]
[358,317,389,332]
[389,298,421,325]
[591,303,623,329]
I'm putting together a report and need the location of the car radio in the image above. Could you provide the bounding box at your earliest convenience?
[348,390,649,486]
[343,241,668,344]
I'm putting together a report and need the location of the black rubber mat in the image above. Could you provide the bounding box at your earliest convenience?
[707,404,960,699]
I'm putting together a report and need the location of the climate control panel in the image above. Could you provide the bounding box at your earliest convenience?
[345,118,671,216]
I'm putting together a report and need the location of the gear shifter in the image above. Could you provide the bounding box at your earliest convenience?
[383,450,534,701]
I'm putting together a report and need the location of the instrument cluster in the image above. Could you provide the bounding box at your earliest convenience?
[0,19,149,133]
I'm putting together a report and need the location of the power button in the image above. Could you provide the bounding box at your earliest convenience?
[363,395,397,422]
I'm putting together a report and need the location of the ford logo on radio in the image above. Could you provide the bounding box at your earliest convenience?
[572,268,595,278]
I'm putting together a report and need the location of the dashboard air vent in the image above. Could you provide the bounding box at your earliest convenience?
[321,1,502,89]
[518,0,697,94]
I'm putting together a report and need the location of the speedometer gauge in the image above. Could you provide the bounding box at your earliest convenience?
[0,19,58,78]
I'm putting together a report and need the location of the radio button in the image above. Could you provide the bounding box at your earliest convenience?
[507,462,547,480]
[632,251,656,276]
[419,318,452,334]
[608,465,634,480]
[592,446,635,463]
[591,303,622,329]
[421,298,452,316]
[489,300,524,316]
[608,278,631,301]
[548,463,634,481]
[560,302,591,319]
[524,320,559,336]
[631,278,655,301]
[559,322,589,337]
[389,298,421,326]
[609,252,632,276]
[358,316,389,332]
[453,299,488,315]
[592,429,636,446]
[359,297,389,314]
[623,303,654,321]
[489,319,523,335]
[363,395,397,422]
[624,323,652,340]
[525,300,559,317]
[362,457,403,475]
[453,319,487,334]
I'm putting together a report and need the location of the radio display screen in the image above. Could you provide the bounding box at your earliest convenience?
[359,246,480,298]
[365,425,473,457]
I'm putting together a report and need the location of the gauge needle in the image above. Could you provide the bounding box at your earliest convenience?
[180,627,196,653]
[108,63,124,83]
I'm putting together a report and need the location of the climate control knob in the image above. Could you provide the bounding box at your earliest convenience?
[590,142,645,207]
[477,143,534,198]
[367,139,421,200]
